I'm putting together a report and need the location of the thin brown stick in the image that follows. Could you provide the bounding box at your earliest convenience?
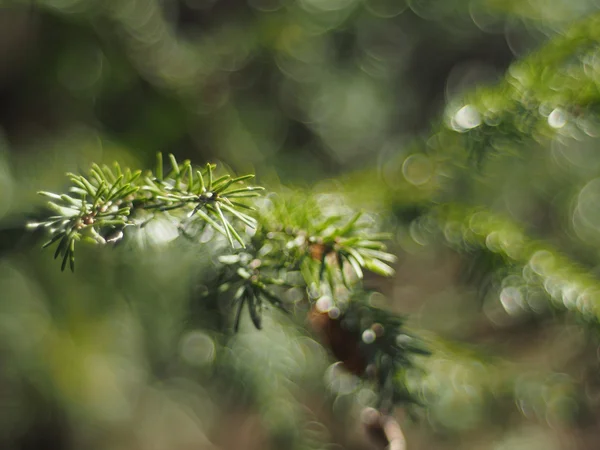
[361,407,407,450]
[381,414,406,450]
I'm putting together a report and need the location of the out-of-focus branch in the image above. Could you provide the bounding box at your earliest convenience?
[361,407,407,450]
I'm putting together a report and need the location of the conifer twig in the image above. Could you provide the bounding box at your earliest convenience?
[361,407,407,450]
[28,154,263,271]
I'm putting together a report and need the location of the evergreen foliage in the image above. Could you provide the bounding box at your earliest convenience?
[30,153,430,415]
[28,155,263,271]
[8,2,600,449]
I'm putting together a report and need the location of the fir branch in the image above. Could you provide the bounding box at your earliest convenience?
[338,13,600,217]
[435,13,600,168]
[419,204,600,323]
[252,192,398,298]
[29,153,263,271]
[308,290,430,409]
[412,330,586,431]
[199,187,426,410]
[31,157,428,410]
[217,251,292,331]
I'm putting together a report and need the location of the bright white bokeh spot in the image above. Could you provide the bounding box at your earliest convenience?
[548,108,567,129]
[362,329,376,344]
[452,105,481,131]
[328,307,341,319]
[315,296,334,313]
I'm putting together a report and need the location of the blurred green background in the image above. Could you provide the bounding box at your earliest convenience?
[3,0,600,449]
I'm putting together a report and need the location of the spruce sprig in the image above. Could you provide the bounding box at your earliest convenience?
[28,153,263,271]
[255,195,397,295]
[29,158,428,411]
[305,211,398,285]
[210,192,401,331]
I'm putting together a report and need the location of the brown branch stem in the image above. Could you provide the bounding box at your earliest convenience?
[361,407,407,450]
